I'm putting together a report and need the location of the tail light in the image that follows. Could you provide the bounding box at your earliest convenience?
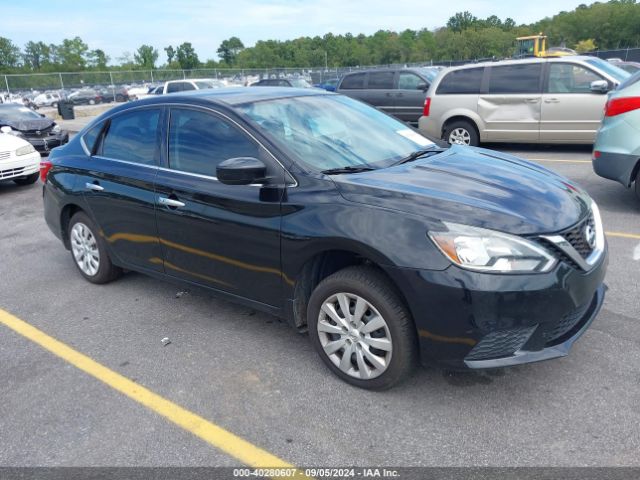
[39,159,53,183]
[423,97,431,117]
[604,96,640,117]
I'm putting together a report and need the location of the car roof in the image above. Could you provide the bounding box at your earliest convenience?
[440,55,602,71]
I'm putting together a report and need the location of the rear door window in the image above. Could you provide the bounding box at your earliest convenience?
[99,108,160,165]
[340,73,366,89]
[182,82,196,91]
[368,71,395,89]
[488,64,542,94]
[436,68,484,94]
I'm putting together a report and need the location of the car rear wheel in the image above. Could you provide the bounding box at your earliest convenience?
[635,169,640,201]
[13,173,39,186]
[68,212,122,284]
[307,266,418,390]
[444,120,479,147]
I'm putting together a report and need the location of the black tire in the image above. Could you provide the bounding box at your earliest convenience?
[443,119,479,147]
[307,266,418,390]
[68,211,122,284]
[13,172,39,186]
[635,169,640,201]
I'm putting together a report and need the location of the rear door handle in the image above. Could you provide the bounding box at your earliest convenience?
[158,196,185,208]
[525,98,539,103]
[544,98,560,103]
[85,182,104,192]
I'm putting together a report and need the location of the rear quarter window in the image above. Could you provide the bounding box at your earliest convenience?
[436,68,483,94]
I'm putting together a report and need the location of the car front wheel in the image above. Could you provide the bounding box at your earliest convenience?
[13,172,39,186]
[307,266,418,390]
[68,212,122,284]
[635,169,640,201]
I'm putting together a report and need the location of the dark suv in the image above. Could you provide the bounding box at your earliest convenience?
[42,88,607,390]
[336,67,440,124]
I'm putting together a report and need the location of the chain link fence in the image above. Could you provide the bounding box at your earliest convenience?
[1,60,465,97]
[4,48,636,97]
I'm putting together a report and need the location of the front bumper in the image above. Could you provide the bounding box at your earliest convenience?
[25,132,69,155]
[384,247,608,369]
[0,152,40,180]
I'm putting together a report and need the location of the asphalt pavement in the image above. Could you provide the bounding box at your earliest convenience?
[0,142,639,469]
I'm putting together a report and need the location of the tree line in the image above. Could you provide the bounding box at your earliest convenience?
[1,0,639,74]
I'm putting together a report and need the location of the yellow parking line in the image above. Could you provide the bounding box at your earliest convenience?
[0,308,304,476]
[527,158,591,164]
[606,231,640,240]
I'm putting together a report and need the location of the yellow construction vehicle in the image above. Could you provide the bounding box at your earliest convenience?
[515,34,576,58]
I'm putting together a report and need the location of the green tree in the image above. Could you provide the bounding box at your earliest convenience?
[575,38,597,53]
[57,36,89,70]
[87,49,109,69]
[447,11,478,32]
[164,45,176,64]
[217,37,245,65]
[0,37,21,69]
[23,41,50,70]
[134,44,158,69]
[176,42,199,69]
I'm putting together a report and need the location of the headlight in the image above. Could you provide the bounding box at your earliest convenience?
[429,223,557,273]
[16,144,36,156]
[52,124,61,134]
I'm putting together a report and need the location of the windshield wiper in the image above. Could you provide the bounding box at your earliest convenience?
[391,147,447,166]
[321,166,376,175]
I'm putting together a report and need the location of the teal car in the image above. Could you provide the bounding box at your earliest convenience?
[593,72,640,200]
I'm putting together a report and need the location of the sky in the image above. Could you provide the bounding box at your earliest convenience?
[2,0,591,64]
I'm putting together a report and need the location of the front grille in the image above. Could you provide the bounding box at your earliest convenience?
[543,302,592,345]
[0,166,25,179]
[562,213,595,258]
[465,326,536,361]
[0,151,10,161]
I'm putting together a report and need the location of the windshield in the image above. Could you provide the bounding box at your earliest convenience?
[0,105,43,121]
[290,78,311,88]
[237,94,434,171]
[585,58,630,83]
[416,68,440,83]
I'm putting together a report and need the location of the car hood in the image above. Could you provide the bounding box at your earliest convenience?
[333,145,591,235]
[0,132,33,150]
[1,117,54,133]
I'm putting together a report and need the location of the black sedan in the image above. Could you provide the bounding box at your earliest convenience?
[68,89,102,105]
[0,104,69,154]
[41,88,607,389]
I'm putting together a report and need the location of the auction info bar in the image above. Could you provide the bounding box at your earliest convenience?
[0,468,639,480]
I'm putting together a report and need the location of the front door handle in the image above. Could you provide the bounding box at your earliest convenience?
[544,98,560,103]
[158,196,185,208]
[85,182,104,192]
[524,98,539,103]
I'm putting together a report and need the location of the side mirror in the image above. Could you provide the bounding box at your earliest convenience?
[417,82,429,91]
[590,80,610,93]
[0,126,12,134]
[217,157,266,185]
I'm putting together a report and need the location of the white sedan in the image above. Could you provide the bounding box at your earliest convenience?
[0,128,41,185]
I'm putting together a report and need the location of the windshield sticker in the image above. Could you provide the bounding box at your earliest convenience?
[396,129,432,146]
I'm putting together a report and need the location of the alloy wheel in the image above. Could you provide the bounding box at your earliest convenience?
[70,222,100,276]
[449,127,471,145]
[317,292,393,380]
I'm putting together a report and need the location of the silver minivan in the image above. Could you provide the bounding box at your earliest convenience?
[418,56,630,146]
